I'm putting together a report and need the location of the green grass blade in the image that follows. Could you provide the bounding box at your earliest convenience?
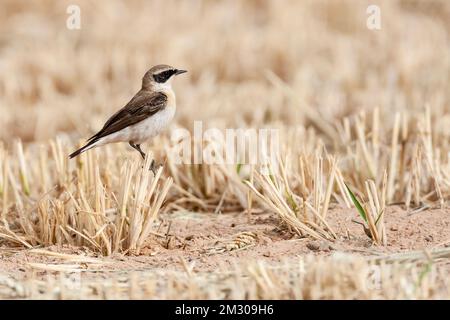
[285,189,298,213]
[375,208,384,226]
[345,183,368,223]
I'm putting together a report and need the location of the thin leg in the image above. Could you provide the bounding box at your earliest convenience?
[129,142,162,175]
[135,144,146,159]
[149,159,163,176]
[150,160,156,175]
[129,142,146,159]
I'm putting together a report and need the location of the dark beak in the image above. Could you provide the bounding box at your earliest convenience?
[175,69,187,75]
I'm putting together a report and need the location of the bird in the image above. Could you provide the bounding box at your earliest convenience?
[69,64,187,173]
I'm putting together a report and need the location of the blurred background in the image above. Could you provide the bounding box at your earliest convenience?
[0,0,449,143]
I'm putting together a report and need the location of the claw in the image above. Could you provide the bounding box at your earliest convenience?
[149,160,163,176]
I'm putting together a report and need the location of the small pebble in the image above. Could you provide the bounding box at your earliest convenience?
[306,241,321,251]
[306,241,333,252]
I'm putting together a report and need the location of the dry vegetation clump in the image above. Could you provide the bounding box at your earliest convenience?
[1,252,449,299]
[0,0,450,299]
[0,141,172,255]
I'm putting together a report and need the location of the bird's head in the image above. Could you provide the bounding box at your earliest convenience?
[142,64,187,91]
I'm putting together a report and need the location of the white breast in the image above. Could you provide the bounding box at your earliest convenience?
[128,104,176,144]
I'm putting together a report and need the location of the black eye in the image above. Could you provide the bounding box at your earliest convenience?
[153,70,176,83]
[153,73,165,83]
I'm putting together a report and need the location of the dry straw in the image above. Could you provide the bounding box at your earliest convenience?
[0,141,173,255]
[1,102,450,252]
[2,252,449,299]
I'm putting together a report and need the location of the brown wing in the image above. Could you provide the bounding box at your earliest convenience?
[87,91,167,142]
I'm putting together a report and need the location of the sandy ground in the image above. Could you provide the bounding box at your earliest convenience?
[1,205,449,280]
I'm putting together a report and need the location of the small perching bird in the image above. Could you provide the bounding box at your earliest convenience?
[69,64,187,172]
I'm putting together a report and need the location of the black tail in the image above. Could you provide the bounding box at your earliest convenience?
[69,140,96,159]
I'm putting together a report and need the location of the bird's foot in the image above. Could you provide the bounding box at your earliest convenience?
[149,160,163,176]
